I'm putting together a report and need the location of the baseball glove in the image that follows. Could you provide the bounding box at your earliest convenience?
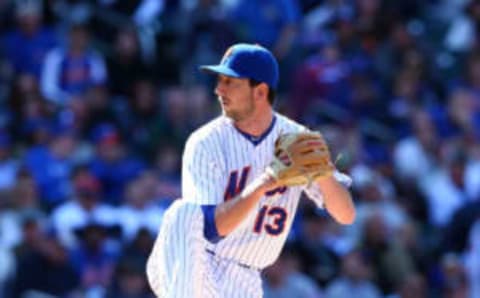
[266,131,334,186]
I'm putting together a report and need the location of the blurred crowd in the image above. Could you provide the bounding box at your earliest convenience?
[0,0,479,297]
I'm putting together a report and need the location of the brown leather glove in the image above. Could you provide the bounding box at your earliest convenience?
[267,131,335,186]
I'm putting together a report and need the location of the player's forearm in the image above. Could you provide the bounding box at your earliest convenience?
[214,174,276,237]
[316,176,356,225]
[214,189,262,237]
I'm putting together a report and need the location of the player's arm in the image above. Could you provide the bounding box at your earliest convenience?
[270,130,355,225]
[182,136,277,242]
[314,175,355,225]
[199,172,278,242]
[213,173,277,237]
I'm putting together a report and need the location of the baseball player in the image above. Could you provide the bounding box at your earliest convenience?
[146,43,356,298]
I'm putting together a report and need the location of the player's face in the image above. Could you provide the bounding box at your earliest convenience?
[215,75,255,121]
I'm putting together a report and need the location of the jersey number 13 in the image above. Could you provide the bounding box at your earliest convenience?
[225,166,288,236]
[253,205,288,235]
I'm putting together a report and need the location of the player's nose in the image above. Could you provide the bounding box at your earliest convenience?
[215,83,225,97]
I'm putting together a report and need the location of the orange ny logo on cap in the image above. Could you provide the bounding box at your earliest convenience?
[221,46,235,64]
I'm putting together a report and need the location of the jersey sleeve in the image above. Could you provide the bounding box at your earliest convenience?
[303,171,352,208]
[182,135,225,205]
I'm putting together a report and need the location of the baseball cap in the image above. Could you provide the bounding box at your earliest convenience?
[200,43,279,89]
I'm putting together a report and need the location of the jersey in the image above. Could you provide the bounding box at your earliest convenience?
[182,112,328,269]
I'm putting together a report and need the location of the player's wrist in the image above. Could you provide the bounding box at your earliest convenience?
[314,174,336,185]
[256,172,279,193]
[240,173,277,201]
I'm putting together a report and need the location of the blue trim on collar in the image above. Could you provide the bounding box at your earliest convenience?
[234,116,276,146]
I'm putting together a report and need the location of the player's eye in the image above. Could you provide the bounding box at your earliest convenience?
[217,76,231,86]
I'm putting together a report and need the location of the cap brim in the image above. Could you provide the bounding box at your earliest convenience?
[199,65,243,78]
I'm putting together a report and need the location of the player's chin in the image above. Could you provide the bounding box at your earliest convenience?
[220,100,231,110]
[222,105,233,116]
[223,110,234,119]
[223,110,241,121]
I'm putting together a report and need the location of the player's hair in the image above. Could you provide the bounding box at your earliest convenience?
[249,79,276,105]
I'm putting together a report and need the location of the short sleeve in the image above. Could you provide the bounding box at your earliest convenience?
[182,135,225,205]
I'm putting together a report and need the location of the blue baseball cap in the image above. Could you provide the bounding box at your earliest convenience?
[200,43,279,89]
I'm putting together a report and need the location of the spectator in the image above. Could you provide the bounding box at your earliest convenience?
[118,78,165,159]
[419,146,480,227]
[70,221,120,294]
[324,249,381,298]
[445,88,480,140]
[157,86,194,147]
[347,74,386,123]
[182,0,236,85]
[393,109,440,184]
[0,132,19,191]
[290,42,352,124]
[348,164,409,246]
[444,0,480,53]
[23,126,78,209]
[106,26,151,97]
[105,258,155,298]
[0,243,14,298]
[40,22,107,105]
[50,167,117,248]
[0,170,44,251]
[95,0,165,28]
[391,273,427,298]
[395,221,432,279]
[89,0,165,66]
[89,123,145,204]
[374,21,423,86]
[1,0,58,78]
[358,213,416,295]
[386,70,438,138]
[79,85,123,141]
[152,145,181,203]
[122,228,155,270]
[438,253,470,298]
[7,73,54,145]
[187,84,217,129]
[465,219,480,298]
[229,0,301,59]
[263,245,322,298]
[12,217,79,297]
[116,176,165,242]
[292,204,341,286]
[441,199,480,253]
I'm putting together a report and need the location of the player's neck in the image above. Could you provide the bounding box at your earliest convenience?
[234,109,274,137]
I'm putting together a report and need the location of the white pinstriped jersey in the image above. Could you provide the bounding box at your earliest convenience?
[182,113,331,269]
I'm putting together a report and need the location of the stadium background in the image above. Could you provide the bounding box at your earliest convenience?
[0,0,479,297]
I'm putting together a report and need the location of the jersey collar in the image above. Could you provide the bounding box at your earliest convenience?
[233,115,277,146]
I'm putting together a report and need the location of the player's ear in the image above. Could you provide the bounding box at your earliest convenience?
[255,83,269,101]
